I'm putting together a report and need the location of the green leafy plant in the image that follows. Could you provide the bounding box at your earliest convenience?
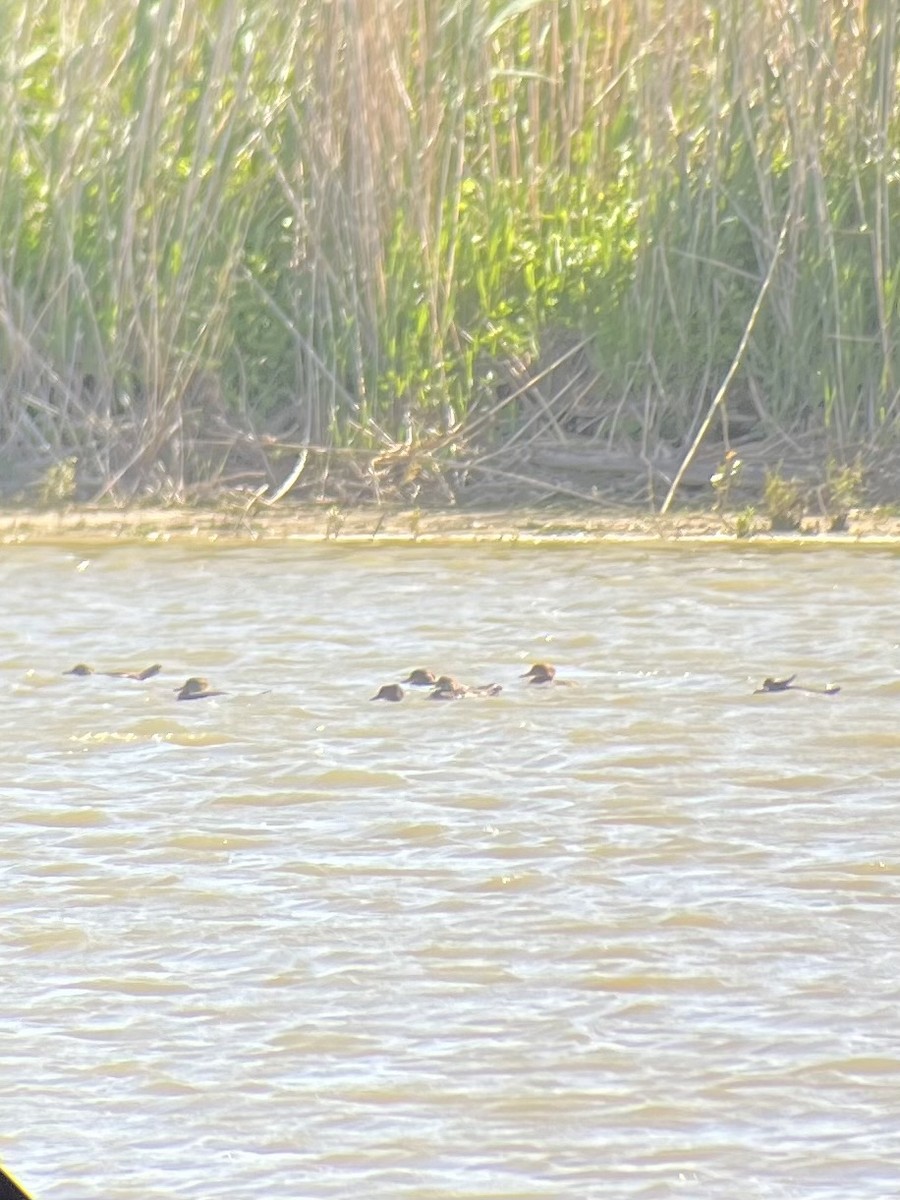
[763,470,804,532]
[37,457,78,506]
[732,505,757,538]
[825,458,864,531]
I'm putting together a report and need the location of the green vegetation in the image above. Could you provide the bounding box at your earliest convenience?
[1,0,899,503]
[36,455,77,506]
[710,451,743,514]
[763,469,805,532]
[732,506,757,540]
[825,457,864,530]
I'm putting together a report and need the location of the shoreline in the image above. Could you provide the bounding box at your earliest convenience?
[2,504,900,547]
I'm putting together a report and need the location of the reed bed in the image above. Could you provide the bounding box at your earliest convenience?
[1,0,898,505]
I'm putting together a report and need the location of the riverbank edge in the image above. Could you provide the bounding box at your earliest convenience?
[2,505,900,548]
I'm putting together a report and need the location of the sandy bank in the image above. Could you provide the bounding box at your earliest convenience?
[2,504,900,548]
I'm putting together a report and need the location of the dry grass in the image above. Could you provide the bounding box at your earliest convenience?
[1,0,899,509]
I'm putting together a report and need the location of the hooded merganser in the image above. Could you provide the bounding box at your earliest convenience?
[754,675,840,696]
[521,662,556,684]
[403,669,437,686]
[175,677,225,701]
[427,675,468,700]
[426,675,501,700]
[66,663,162,680]
[754,675,795,693]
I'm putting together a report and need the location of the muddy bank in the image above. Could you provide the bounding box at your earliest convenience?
[2,503,900,547]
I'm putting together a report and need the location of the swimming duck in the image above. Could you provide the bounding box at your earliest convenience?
[754,675,840,696]
[427,675,468,700]
[754,675,795,693]
[426,675,502,700]
[521,662,556,684]
[65,663,162,680]
[371,683,404,702]
[467,682,503,696]
[175,677,225,701]
[403,669,437,687]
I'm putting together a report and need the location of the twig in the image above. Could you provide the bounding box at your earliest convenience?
[659,196,796,515]
[458,461,620,507]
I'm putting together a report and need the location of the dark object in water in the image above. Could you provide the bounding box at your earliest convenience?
[371,683,404,702]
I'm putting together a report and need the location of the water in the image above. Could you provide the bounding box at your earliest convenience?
[3,541,900,1198]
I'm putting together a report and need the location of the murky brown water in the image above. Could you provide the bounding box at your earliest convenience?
[4,541,900,1198]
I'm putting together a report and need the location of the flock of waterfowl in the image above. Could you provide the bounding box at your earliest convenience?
[369,664,840,702]
[60,661,560,703]
[64,663,224,701]
[61,661,840,702]
[370,663,559,702]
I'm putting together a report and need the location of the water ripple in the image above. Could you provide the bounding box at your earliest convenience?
[1,543,899,1198]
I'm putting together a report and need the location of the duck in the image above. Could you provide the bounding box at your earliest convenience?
[175,677,225,701]
[467,681,503,696]
[427,675,468,700]
[66,663,162,680]
[371,683,404,702]
[426,675,502,700]
[402,669,437,687]
[521,662,556,684]
[754,675,840,696]
[754,675,795,693]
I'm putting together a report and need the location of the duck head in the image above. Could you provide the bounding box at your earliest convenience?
[403,669,437,686]
[521,662,556,684]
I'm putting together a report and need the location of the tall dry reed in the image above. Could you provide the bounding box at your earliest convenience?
[0,0,897,500]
